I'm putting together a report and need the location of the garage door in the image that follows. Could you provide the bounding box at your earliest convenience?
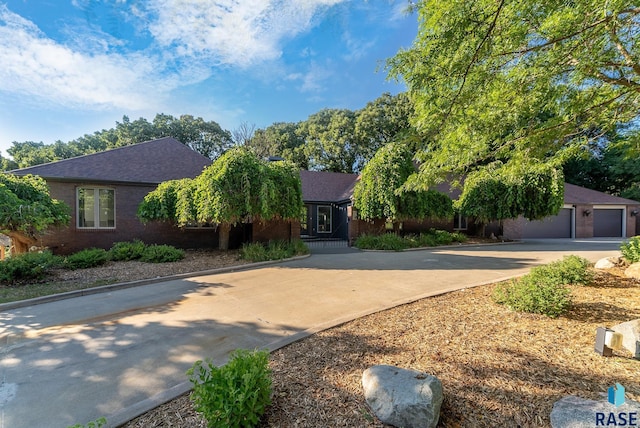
[520,208,573,238]
[593,209,623,237]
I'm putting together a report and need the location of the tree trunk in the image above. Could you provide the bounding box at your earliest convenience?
[8,232,36,255]
[219,223,231,250]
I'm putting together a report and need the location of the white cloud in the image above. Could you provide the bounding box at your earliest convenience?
[141,0,345,67]
[287,62,333,93]
[0,5,165,110]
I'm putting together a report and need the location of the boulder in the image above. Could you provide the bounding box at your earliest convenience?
[362,365,443,428]
[612,319,640,359]
[624,262,640,279]
[551,395,640,428]
[594,257,620,270]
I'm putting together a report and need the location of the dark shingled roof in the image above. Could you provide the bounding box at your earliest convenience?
[11,137,212,184]
[299,170,359,203]
[564,182,639,205]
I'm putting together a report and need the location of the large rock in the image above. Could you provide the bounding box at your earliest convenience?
[362,365,443,428]
[551,395,640,428]
[624,262,640,279]
[612,319,640,359]
[594,256,620,270]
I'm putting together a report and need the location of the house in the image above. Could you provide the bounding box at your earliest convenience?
[499,183,640,239]
[11,137,223,254]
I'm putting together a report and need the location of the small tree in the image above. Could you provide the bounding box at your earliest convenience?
[0,174,70,253]
[139,148,304,250]
[353,142,453,224]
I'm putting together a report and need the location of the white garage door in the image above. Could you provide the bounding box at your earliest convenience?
[593,209,623,237]
[520,208,573,238]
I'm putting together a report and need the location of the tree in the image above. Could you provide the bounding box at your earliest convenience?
[388,1,640,216]
[353,142,453,222]
[232,121,256,146]
[247,122,309,169]
[0,174,70,253]
[138,148,303,250]
[152,114,234,159]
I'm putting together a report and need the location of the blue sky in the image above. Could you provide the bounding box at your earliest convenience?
[0,0,416,156]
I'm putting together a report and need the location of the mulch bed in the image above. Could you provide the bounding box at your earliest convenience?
[123,267,640,428]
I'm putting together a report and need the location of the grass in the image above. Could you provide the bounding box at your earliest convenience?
[0,279,113,304]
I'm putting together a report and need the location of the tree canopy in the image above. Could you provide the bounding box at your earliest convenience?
[388,0,640,210]
[138,148,303,249]
[0,174,70,253]
[353,142,453,222]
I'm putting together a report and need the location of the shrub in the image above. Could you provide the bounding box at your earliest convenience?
[529,255,593,286]
[240,240,309,262]
[140,244,185,263]
[67,417,107,428]
[109,240,146,261]
[354,233,408,251]
[0,251,62,284]
[621,236,640,263]
[64,248,109,270]
[187,349,272,428]
[492,275,572,318]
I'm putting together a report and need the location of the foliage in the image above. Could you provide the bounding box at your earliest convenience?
[140,244,185,263]
[0,173,70,242]
[187,349,272,428]
[66,417,107,428]
[353,142,453,221]
[109,240,146,261]
[240,240,309,262]
[354,230,466,251]
[0,251,62,284]
[388,0,640,212]
[246,122,309,169]
[455,162,564,222]
[137,178,196,225]
[64,248,109,270]
[492,255,592,317]
[621,236,640,263]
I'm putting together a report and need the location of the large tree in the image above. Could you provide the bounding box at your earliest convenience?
[353,142,453,223]
[0,174,70,253]
[247,122,309,169]
[388,0,640,217]
[138,148,303,250]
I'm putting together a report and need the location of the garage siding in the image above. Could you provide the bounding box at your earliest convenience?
[520,208,573,238]
[593,209,623,237]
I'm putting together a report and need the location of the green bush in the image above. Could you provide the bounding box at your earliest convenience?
[109,240,146,261]
[621,236,640,263]
[240,240,309,262]
[64,248,109,270]
[0,251,62,284]
[67,417,107,428]
[529,255,593,286]
[354,233,408,251]
[492,275,572,318]
[187,349,272,428]
[140,244,185,263]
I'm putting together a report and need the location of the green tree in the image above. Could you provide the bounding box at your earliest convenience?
[353,142,453,222]
[247,122,308,169]
[139,148,303,250]
[152,114,234,159]
[0,174,70,253]
[388,1,640,216]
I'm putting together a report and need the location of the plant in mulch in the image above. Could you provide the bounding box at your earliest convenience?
[187,349,272,428]
[109,239,146,261]
[64,248,109,270]
[140,244,185,263]
[621,236,640,263]
[66,417,107,428]
[240,240,309,262]
[354,229,467,251]
[0,251,63,284]
[492,255,592,317]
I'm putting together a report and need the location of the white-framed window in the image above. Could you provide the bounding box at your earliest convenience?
[454,213,468,230]
[317,205,332,233]
[77,187,115,229]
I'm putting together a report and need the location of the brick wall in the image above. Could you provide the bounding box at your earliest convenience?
[252,219,300,243]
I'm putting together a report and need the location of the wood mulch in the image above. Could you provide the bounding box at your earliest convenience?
[123,266,640,428]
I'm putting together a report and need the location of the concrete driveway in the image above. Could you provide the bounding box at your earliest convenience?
[0,239,624,427]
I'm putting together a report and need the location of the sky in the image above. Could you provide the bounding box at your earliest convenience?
[0,0,417,157]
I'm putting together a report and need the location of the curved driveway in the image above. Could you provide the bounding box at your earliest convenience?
[0,239,623,427]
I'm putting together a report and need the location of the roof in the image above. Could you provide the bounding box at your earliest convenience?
[564,183,640,205]
[300,170,359,203]
[11,137,212,184]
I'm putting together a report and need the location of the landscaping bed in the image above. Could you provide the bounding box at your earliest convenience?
[123,266,639,427]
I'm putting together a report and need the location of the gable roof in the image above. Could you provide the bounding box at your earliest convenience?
[11,137,212,185]
[300,170,359,203]
[564,183,639,205]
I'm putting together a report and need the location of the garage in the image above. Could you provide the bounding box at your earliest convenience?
[520,208,573,238]
[593,208,624,237]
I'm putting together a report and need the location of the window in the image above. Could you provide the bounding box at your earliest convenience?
[77,188,115,228]
[317,205,332,233]
[453,213,467,230]
[300,205,310,235]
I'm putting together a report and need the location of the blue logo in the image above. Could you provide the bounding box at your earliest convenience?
[609,383,626,407]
